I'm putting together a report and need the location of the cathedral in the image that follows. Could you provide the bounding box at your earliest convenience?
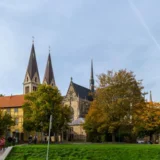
[0,41,94,142]
[24,41,94,141]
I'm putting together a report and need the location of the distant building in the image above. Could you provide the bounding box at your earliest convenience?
[0,95,24,142]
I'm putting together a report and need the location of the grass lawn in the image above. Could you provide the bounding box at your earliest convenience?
[5,143,160,160]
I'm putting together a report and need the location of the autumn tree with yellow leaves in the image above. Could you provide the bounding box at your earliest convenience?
[84,69,146,142]
[134,101,160,142]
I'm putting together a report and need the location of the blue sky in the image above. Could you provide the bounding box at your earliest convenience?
[0,0,160,101]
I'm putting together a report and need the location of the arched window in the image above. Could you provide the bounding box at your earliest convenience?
[35,77,37,82]
[27,77,28,82]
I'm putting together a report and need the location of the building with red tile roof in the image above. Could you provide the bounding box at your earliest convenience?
[0,95,24,108]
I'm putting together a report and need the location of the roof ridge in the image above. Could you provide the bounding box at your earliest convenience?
[72,82,90,91]
[0,94,24,98]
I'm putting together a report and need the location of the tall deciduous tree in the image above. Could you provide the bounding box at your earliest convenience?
[23,84,72,139]
[0,110,14,137]
[84,69,146,142]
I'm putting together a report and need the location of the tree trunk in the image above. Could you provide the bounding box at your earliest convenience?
[149,132,153,142]
[55,132,59,142]
[61,131,63,142]
[112,132,116,142]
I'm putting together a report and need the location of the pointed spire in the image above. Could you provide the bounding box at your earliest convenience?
[90,59,94,92]
[150,91,153,102]
[26,40,40,81]
[91,59,94,79]
[43,47,55,86]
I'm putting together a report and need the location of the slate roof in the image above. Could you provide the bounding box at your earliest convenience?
[27,43,40,80]
[72,82,93,101]
[43,53,55,85]
[0,95,24,108]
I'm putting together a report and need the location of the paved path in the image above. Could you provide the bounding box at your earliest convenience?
[0,147,12,160]
[0,150,4,156]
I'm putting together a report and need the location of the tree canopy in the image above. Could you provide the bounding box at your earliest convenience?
[0,109,14,137]
[84,69,146,142]
[23,84,72,136]
[134,101,160,141]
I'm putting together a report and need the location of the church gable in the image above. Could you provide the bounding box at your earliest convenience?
[32,72,40,84]
[65,82,77,101]
[24,72,31,83]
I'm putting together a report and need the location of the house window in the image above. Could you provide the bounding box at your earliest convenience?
[7,108,11,114]
[15,118,19,125]
[83,105,85,112]
[33,86,37,91]
[14,108,18,113]
[25,86,29,94]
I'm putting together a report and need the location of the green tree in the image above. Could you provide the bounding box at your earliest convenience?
[23,84,72,140]
[84,69,145,142]
[0,109,14,137]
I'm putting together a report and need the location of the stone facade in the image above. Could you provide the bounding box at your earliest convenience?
[63,80,92,141]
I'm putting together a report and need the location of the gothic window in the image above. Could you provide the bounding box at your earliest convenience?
[33,86,37,91]
[35,77,37,82]
[83,104,85,112]
[69,107,74,120]
[25,86,29,94]
[27,77,28,82]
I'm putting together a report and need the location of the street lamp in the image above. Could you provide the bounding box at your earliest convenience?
[40,121,43,143]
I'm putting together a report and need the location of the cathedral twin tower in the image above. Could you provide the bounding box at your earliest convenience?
[23,41,95,94]
[23,42,55,94]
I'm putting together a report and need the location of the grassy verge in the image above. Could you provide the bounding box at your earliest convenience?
[5,144,160,160]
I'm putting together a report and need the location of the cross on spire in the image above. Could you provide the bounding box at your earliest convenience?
[32,36,34,44]
[49,46,50,54]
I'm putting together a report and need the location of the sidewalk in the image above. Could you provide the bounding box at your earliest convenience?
[0,150,4,156]
[0,147,12,160]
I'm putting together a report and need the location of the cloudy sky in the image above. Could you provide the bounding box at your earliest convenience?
[0,0,160,101]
